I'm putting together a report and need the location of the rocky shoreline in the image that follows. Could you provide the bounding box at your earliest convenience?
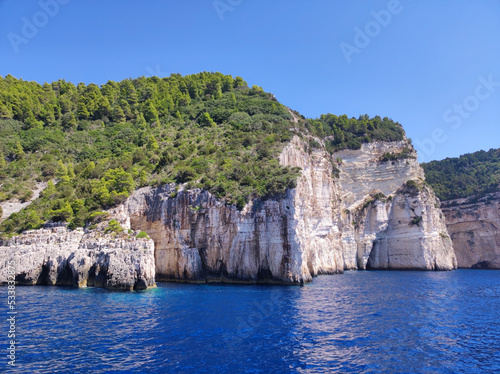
[1,136,463,290]
[0,226,155,290]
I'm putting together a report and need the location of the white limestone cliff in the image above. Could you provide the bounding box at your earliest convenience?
[441,191,500,269]
[111,136,455,284]
[0,136,457,289]
[112,136,344,284]
[333,140,456,271]
[0,226,156,290]
[365,184,456,270]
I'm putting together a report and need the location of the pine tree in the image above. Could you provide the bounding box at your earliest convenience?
[61,112,77,130]
[24,110,43,130]
[67,163,76,179]
[0,101,12,119]
[112,106,126,123]
[15,141,25,159]
[119,99,133,120]
[200,112,216,127]
[77,100,90,120]
[83,161,96,179]
[135,112,147,129]
[147,135,159,151]
[56,160,70,183]
[144,101,159,123]
[96,96,112,119]
[44,180,56,196]
[214,82,223,99]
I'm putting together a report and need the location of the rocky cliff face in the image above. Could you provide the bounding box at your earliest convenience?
[441,191,500,269]
[0,136,457,289]
[333,141,456,271]
[110,136,455,284]
[112,136,344,284]
[0,226,156,290]
[364,185,456,270]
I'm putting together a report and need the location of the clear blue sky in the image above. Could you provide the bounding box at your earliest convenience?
[1,0,499,162]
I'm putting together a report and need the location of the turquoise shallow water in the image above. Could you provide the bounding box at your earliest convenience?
[1,270,499,373]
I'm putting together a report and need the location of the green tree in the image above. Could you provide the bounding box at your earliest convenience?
[41,103,56,124]
[147,135,159,151]
[24,211,43,230]
[50,201,74,222]
[105,219,124,234]
[144,101,159,123]
[61,112,77,130]
[96,96,112,119]
[67,163,76,179]
[77,100,90,119]
[15,141,25,159]
[24,111,43,130]
[56,160,69,182]
[112,106,126,123]
[135,112,147,128]
[0,102,13,118]
[43,180,56,197]
[199,112,216,127]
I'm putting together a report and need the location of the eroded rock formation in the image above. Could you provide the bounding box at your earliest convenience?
[0,136,457,288]
[108,136,455,284]
[0,226,156,290]
[333,141,456,270]
[441,191,500,269]
[111,136,344,284]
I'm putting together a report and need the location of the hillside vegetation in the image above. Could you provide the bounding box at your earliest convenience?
[422,148,500,201]
[0,72,405,234]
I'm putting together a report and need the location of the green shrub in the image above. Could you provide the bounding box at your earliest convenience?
[405,180,420,190]
[136,231,150,239]
[410,215,423,226]
[380,151,414,162]
[105,219,124,234]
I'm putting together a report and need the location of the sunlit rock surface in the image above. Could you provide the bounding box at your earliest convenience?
[333,141,456,271]
[0,137,457,288]
[114,136,456,284]
[0,226,156,290]
[441,191,500,269]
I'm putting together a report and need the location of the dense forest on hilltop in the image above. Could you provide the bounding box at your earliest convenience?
[0,72,405,235]
[306,113,405,153]
[422,148,500,201]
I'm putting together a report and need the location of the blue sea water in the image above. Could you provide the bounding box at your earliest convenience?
[1,270,499,373]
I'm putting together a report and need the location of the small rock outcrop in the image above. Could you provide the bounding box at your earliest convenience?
[441,191,500,269]
[0,226,156,290]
